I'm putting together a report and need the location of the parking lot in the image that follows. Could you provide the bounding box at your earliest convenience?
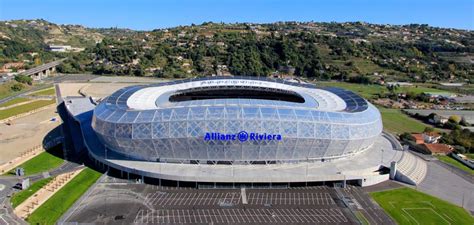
[61,176,361,224]
[246,192,335,205]
[134,208,349,224]
[145,192,242,206]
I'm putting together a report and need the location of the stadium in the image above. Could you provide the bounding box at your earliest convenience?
[62,76,427,187]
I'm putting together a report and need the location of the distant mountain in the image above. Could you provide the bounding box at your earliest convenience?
[0,19,104,48]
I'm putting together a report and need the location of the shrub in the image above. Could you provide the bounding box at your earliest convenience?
[10,83,24,91]
[423,127,434,133]
[400,132,415,142]
[448,115,461,124]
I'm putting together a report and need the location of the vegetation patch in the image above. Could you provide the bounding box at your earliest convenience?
[318,82,446,100]
[8,145,64,176]
[0,81,32,100]
[370,187,474,225]
[436,155,474,175]
[26,168,102,225]
[29,87,56,96]
[378,107,431,134]
[0,99,55,120]
[0,97,29,107]
[10,177,54,208]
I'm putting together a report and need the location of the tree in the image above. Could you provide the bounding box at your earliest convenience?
[14,75,33,85]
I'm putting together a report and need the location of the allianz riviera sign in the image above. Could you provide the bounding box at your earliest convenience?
[204,131,283,142]
[199,79,270,87]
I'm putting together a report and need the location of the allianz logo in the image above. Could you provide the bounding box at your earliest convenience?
[204,131,282,142]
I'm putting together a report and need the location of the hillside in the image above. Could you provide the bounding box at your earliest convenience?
[0,20,472,83]
[0,19,103,47]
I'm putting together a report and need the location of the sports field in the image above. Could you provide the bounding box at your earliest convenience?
[370,187,474,225]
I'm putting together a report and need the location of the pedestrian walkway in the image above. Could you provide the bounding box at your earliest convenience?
[13,168,84,219]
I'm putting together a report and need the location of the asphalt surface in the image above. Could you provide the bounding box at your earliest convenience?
[0,176,27,225]
[418,160,474,214]
[59,175,398,225]
[338,185,396,225]
[433,160,474,184]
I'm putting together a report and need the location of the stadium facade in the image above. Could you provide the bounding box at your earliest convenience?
[61,77,427,187]
[92,77,382,164]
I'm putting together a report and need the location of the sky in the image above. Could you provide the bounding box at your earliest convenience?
[0,0,473,30]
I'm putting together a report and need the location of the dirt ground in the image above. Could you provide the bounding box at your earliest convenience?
[0,106,61,165]
[57,83,133,99]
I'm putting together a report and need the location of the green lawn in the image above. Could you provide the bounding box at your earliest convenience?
[29,87,56,96]
[10,177,54,208]
[0,97,30,108]
[370,187,474,225]
[0,81,32,100]
[8,146,64,176]
[318,82,448,100]
[0,99,55,120]
[378,107,431,134]
[436,155,474,175]
[26,168,102,225]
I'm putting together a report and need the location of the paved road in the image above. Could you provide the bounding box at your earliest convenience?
[433,160,473,184]
[418,160,474,214]
[28,161,83,183]
[0,176,27,225]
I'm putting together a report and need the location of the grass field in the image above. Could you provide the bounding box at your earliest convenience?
[370,187,474,225]
[8,146,64,176]
[29,87,56,96]
[26,168,102,225]
[0,97,30,107]
[378,107,431,134]
[10,177,54,208]
[0,99,55,120]
[318,82,449,100]
[436,155,474,175]
[0,81,32,100]
[465,154,474,159]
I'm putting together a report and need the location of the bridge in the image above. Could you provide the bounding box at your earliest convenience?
[21,58,66,80]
